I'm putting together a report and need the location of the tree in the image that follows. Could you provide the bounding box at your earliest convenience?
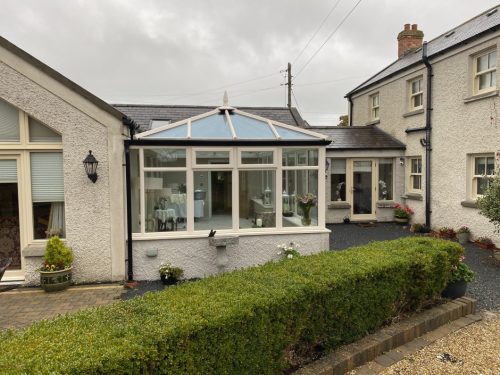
[477,173,500,232]
[337,115,348,127]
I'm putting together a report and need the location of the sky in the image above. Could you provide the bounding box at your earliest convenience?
[1,0,498,126]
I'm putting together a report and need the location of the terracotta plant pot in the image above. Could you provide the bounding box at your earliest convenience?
[474,242,494,250]
[40,267,72,292]
[441,280,467,299]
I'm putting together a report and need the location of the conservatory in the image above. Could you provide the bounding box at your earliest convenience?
[125,102,331,280]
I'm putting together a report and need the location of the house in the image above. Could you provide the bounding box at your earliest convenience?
[317,6,500,245]
[0,36,127,284]
[0,35,330,284]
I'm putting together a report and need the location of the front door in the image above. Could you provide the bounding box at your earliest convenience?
[0,157,23,280]
[351,160,376,220]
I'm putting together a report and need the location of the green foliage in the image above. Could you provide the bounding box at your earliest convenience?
[438,227,456,239]
[158,262,184,280]
[277,242,301,259]
[450,261,475,283]
[41,236,73,271]
[337,114,349,127]
[0,238,462,374]
[456,226,470,234]
[477,174,500,232]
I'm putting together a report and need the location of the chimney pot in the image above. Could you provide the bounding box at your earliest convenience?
[397,23,424,58]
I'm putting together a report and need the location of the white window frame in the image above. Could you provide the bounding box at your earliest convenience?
[237,148,276,168]
[408,157,422,193]
[470,154,495,199]
[409,77,423,111]
[370,92,380,121]
[474,48,497,95]
[192,147,233,169]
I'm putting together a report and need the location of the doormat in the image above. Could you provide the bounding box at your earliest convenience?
[357,222,377,228]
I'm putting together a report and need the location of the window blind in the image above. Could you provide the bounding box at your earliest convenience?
[0,99,20,142]
[31,153,64,202]
[0,160,17,183]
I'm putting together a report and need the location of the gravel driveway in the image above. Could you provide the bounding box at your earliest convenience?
[328,223,500,311]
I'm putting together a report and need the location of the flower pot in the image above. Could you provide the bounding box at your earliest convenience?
[160,274,178,285]
[441,280,467,299]
[394,217,409,225]
[457,232,470,245]
[40,267,72,292]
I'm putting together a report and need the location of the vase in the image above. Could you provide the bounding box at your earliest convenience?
[301,206,311,226]
[40,267,72,292]
[160,274,177,285]
[394,217,409,225]
[457,232,470,245]
[441,280,467,299]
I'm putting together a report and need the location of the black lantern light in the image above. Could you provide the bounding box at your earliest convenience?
[83,150,98,183]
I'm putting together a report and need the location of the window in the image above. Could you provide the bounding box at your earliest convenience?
[0,99,20,142]
[409,77,423,110]
[471,155,495,198]
[239,170,275,229]
[378,158,393,200]
[474,49,497,94]
[194,170,232,230]
[409,157,422,192]
[370,93,379,120]
[330,159,346,201]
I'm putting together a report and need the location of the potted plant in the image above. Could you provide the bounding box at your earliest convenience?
[456,226,471,245]
[40,236,74,292]
[442,256,474,299]
[438,227,456,240]
[159,262,184,285]
[474,236,495,250]
[393,203,413,224]
[297,193,317,226]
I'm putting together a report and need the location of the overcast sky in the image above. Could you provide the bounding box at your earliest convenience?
[1,0,498,125]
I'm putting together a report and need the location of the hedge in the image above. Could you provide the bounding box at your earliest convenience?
[0,237,462,374]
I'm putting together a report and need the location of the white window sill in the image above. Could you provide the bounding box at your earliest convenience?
[402,193,423,201]
[403,108,424,118]
[461,200,478,209]
[365,119,380,126]
[328,201,351,209]
[464,90,499,103]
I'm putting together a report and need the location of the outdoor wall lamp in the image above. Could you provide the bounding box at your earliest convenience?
[399,157,405,166]
[83,150,98,183]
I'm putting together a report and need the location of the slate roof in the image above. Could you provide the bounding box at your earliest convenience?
[311,125,406,150]
[347,6,500,96]
[113,104,308,132]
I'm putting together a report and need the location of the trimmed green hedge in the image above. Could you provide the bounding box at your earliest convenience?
[0,238,462,374]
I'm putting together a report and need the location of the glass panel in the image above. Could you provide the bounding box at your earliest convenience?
[331,159,346,201]
[194,171,232,231]
[33,202,65,239]
[241,151,273,164]
[486,157,495,175]
[0,99,20,142]
[479,73,495,90]
[477,177,490,196]
[231,114,275,139]
[28,118,62,143]
[475,157,486,175]
[191,114,232,138]
[144,148,186,168]
[488,51,496,68]
[411,158,422,174]
[282,170,318,227]
[145,171,187,233]
[196,151,230,165]
[411,79,421,94]
[413,93,423,108]
[353,161,372,215]
[148,124,187,139]
[412,175,422,190]
[0,163,21,270]
[282,148,318,166]
[274,126,315,140]
[130,149,140,233]
[150,120,171,129]
[378,159,393,200]
[239,170,275,229]
[477,54,488,72]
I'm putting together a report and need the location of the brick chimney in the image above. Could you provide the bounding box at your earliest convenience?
[397,24,424,58]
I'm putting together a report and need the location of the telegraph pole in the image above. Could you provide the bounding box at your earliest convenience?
[287,62,292,108]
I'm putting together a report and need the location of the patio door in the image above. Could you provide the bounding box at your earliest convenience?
[0,156,23,280]
[351,159,376,221]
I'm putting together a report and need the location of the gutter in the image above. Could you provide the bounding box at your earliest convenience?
[422,42,433,228]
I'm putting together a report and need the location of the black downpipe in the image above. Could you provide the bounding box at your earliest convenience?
[124,140,133,281]
[422,42,432,228]
[347,95,353,126]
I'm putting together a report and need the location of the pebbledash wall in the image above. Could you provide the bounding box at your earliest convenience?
[0,39,127,284]
[350,31,500,245]
[132,231,330,280]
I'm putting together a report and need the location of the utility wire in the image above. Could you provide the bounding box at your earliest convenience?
[291,89,302,113]
[292,0,343,66]
[294,0,363,78]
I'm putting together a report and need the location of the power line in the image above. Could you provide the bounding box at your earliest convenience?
[292,0,343,66]
[294,74,369,87]
[294,0,364,78]
[291,89,302,113]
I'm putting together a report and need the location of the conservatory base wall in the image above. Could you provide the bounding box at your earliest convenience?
[132,231,330,280]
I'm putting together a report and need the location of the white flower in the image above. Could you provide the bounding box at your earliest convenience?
[287,254,293,259]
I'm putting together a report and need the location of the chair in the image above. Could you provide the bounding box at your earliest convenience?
[0,258,12,281]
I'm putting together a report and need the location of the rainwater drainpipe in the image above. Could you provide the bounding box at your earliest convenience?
[347,95,353,126]
[422,42,433,228]
[122,116,138,281]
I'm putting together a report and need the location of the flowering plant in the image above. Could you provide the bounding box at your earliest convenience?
[277,242,301,260]
[378,180,388,199]
[449,256,474,283]
[394,203,414,219]
[296,193,317,209]
[457,226,470,234]
[159,262,184,280]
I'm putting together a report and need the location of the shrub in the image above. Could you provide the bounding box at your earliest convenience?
[477,173,500,232]
[158,262,184,280]
[0,238,462,374]
[475,236,494,248]
[457,226,470,234]
[449,258,475,283]
[41,236,73,272]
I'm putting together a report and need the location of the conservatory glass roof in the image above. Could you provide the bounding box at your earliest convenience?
[136,106,328,142]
